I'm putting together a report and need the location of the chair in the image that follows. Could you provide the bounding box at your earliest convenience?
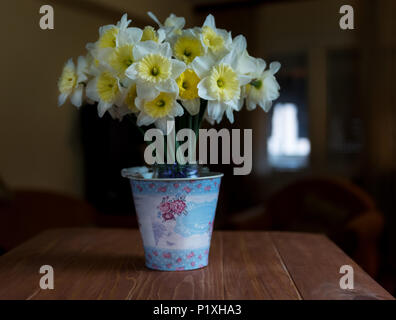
[228,176,384,277]
[0,179,97,252]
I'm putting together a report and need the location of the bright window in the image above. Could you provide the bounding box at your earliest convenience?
[267,103,310,169]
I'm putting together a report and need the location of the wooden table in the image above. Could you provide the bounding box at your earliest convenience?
[0,228,393,300]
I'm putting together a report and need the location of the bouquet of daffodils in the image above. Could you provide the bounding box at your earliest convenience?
[58,12,281,135]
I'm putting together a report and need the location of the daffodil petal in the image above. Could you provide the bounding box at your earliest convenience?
[77,56,87,76]
[238,74,251,86]
[133,41,158,61]
[70,86,83,107]
[137,112,155,126]
[225,99,238,110]
[246,97,257,111]
[58,93,68,107]
[203,14,216,29]
[182,98,200,115]
[204,110,215,125]
[122,27,143,44]
[220,51,237,69]
[135,97,144,110]
[232,35,247,55]
[157,29,166,43]
[225,107,234,123]
[99,24,115,37]
[159,42,172,58]
[165,13,185,30]
[269,61,281,74]
[117,14,131,29]
[137,82,159,100]
[207,100,222,120]
[65,58,75,70]
[259,99,273,112]
[85,78,100,102]
[170,100,184,117]
[171,60,186,79]
[235,53,256,75]
[125,62,139,80]
[156,79,178,94]
[256,58,267,74]
[148,11,163,27]
[197,76,216,100]
[190,54,215,79]
[155,117,170,134]
[237,96,244,111]
[98,100,112,117]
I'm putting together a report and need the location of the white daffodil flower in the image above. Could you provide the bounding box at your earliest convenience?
[192,35,252,123]
[148,12,185,39]
[125,41,186,100]
[58,56,88,107]
[56,11,282,132]
[85,68,122,117]
[200,14,232,58]
[104,27,143,79]
[163,13,185,33]
[176,69,201,115]
[172,28,205,65]
[94,13,132,50]
[245,60,281,112]
[135,91,184,133]
[86,14,143,81]
[108,80,140,121]
[141,26,166,43]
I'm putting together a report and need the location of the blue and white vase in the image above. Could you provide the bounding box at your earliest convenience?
[122,167,223,271]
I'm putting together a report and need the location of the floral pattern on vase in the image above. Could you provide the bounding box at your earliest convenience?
[128,175,222,271]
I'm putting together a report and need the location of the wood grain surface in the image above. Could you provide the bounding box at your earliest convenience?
[0,228,392,300]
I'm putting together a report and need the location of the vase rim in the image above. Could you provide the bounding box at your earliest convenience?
[121,167,223,181]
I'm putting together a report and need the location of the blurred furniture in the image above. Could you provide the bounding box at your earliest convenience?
[228,177,384,277]
[0,187,97,252]
[0,228,392,300]
[0,175,140,254]
[80,107,143,217]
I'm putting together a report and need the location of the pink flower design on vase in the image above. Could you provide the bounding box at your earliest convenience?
[173,183,179,188]
[166,263,172,269]
[149,183,155,189]
[204,185,211,191]
[157,195,188,223]
[197,183,202,189]
[183,186,191,193]
[163,252,172,259]
[162,211,175,221]
[187,251,195,259]
[171,199,186,216]
[208,221,214,233]
[153,251,158,256]
[191,261,196,267]
[159,201,171,214]
[176,267,185,271]
[158,186,167,192]
[176,257,182,263]
[198,254,202,260]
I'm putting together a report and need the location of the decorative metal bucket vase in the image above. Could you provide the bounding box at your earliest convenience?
[122,169,223,271]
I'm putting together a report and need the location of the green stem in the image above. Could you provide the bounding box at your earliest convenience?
[197,99,208,132]
[127,114,146,139]
[188,114,193,132]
